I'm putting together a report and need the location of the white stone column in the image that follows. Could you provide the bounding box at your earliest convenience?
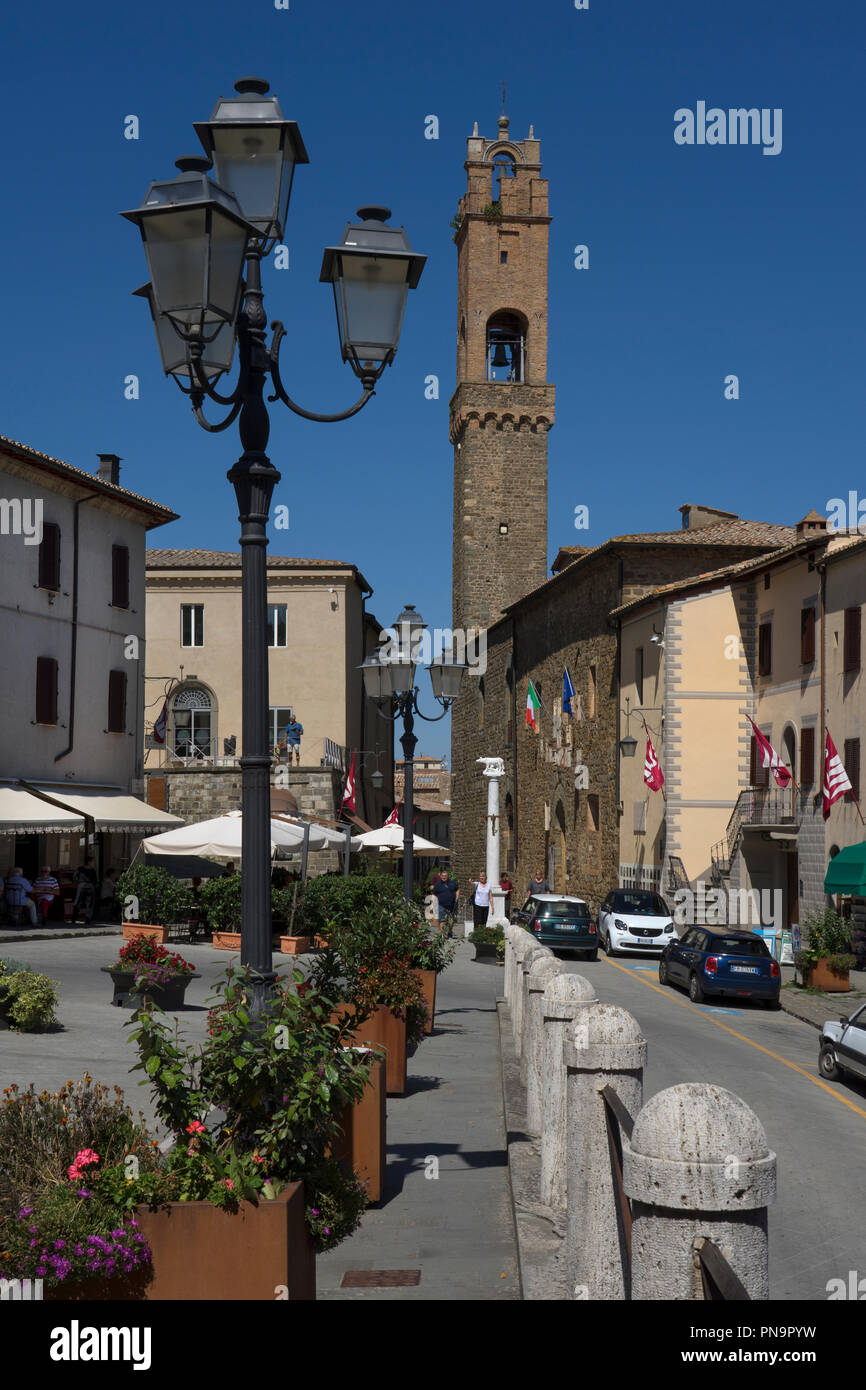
[524,956,562,1134]
[476,756,506,923]
[565,1004,646,1301]
[541,974,598,1208]
[625,1083,776,1300]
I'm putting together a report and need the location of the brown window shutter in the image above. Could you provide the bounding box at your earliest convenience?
[147,777,166,811]
[35,657,58,724]
[758,623,772,677]
[112,545,130,609]
[844,608,861,673]
[800,607,815,665]
[38,523,61,590]
[108,669,127,732]
[800,727,815,785]
[750,734,769,788]
[844,739,861,801]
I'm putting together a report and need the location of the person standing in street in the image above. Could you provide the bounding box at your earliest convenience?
[431,868,459,935]
[499,873,514,919]
[469,870,492,928]
[523,868,550,909]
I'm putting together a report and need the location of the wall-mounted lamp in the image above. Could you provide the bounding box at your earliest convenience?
[649,624,665,648]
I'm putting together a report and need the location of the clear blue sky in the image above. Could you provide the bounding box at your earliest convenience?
[2,0,864,764]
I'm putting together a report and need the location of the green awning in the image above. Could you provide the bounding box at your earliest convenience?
[824,842,866,895]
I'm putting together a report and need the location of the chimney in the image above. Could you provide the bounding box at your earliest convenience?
[795,510,828,537]
[96,453,122,486]
[680,503,739,531]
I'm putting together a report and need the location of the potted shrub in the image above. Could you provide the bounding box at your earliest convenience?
[272,883,311,955]
[116,865,193,945]
[409,931,457,1034]
[468,921,505,963]
[795,908,856,993]
[200,873,242,949]
[0,957,60,1031]
[102,937,199,1009]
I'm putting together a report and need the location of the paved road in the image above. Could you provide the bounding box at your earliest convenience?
[553,950,866,1300]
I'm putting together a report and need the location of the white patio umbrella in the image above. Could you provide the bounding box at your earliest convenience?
[351,824,448,855]
[142,809,327,861]
[272,813,353,847]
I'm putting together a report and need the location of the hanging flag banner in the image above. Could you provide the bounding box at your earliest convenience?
[526,679,541,732]
[562,667,576,719]
[747,715,791,788]
[340,751,357,814]
[644,735,665,793]
[153,701,168,745]
[823,730,854,820]
[383,804,401,827]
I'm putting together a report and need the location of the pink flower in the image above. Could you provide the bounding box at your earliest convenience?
[185,1121,206,1135]
[223,1180,234,1191]
[74,1149,100,1167]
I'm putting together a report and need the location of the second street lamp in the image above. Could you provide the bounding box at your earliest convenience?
[361,606,466,902]
[122,77,426,1015]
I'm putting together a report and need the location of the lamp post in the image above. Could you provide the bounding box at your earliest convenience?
[360,607,465,901]
[122,77,426,1015]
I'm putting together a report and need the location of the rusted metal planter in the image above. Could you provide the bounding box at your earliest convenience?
[135,1182,315,1300]
[411,968,437,1034]
[805,958,851,993]
[280,935,312,955]
[331,1002,407,1096]
[332,1051,387,1203]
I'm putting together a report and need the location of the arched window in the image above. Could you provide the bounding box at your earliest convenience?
[172,686,213,759]
[491,153,516,201]
[486,311,526,383]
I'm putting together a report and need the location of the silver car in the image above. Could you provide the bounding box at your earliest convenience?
[819,1002,866,1082]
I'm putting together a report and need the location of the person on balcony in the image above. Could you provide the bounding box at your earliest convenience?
[285,716,304,766]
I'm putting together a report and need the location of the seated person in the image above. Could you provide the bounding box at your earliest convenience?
[4,868,37,927]
[33,865,61,923]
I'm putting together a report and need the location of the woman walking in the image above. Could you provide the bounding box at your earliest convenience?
[470,870,492,929]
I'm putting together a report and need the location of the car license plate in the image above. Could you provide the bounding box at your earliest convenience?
[730,966,758,974]
[555,924,577,931]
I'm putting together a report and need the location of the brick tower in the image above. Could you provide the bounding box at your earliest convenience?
[451,112,555,633]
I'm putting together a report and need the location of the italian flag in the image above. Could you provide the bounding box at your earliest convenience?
[526,679,540,731]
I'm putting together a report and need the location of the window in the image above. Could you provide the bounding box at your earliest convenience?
[35,657,58,724]
[269,706,293,752]
[764,573,771,591]
[500,251,508,265]
[800,607,816,665]
[758,622,772,677]
[588,664,597,719]
[111,545,129,609]
[486,311,525,383]
[844,739,860,801]
[635,647,644,706]
[181,605,204,647]
[108,670,127,733]
[267,604,287,647]
[38,523,60,590]
[800,726,816,785]
[750,733,770,788]
[844,607,861,673]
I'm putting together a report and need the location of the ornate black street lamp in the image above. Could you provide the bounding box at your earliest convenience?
[360,606,465,901]
[122,77,426,1013]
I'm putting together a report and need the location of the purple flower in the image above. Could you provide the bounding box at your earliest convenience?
[323,1227,331,1236]
[53,1240,66,1250]
[310,1208,320,1217]
[110,1229,125,1238]
[74,1244,84,1256]
[28,1225,38,1234]
[36,1266,47,1278]
[29,1239,38,1248]
[76,1188,92,1198]
[19,1207,33,1218]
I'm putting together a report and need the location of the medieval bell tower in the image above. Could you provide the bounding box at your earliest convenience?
[451,112,555,634]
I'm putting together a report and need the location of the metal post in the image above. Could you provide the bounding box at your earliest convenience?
[343,823,352,876]
[227,247,280,1018]
[300,820,311,883]
[400,698,417,903]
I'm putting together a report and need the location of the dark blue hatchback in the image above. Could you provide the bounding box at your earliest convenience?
[659,926,781,1008]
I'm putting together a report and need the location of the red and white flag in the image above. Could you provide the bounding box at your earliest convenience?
[383,804,401,827]
[340,751,357,814]
[153,700,168,745]
[747,716,791,788]
[823,731,853,820]
[644,736,665,793]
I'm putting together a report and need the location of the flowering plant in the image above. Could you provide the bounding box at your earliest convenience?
[0,1185,151,1291]
[111,937,195,976]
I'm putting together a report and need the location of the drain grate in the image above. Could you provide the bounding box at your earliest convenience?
[340,1269,421,1288]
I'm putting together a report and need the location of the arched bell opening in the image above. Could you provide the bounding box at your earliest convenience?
[486,310,526,383]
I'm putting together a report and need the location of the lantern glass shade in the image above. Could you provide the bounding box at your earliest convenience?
[371,768,384,790]
[134,285,236,380]
[620,735,638,757]
[194,79,308,242]
[320,207,426,381]
[360,654,391,703]
[393,604,425,663]
[386,658,416,698]
[429,657,467,704]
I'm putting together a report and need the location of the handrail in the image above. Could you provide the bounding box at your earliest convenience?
[696,1237,751,1301]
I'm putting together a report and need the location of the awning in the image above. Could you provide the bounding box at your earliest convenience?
[824,842,866,896]
[0,784,85,834]
[29,784,183,833]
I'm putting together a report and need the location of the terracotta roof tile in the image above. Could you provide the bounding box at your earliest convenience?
[0,434,177,523]
[146,548,358,570]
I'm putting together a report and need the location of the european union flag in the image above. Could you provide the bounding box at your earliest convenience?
[562,667,576,718]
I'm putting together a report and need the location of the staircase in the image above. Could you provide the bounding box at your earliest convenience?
[666,855,690,896]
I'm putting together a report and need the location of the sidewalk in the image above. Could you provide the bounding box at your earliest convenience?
[778,964,866,1030]
[316,941,521,1300]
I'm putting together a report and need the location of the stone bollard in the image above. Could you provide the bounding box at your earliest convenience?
[540,974,598,1207]
[511,935,545,1055]
[503,924,522,1003]
[515,942,551,1058]
[565,1004,646,1300]
[624,1083,776,1300]
[523,956,562,1134]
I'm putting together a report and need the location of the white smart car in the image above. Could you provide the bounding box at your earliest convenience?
[598,888,676,956]
[819,1002,866,1082]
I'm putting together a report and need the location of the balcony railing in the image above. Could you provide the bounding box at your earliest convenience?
[146,736,348,772]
